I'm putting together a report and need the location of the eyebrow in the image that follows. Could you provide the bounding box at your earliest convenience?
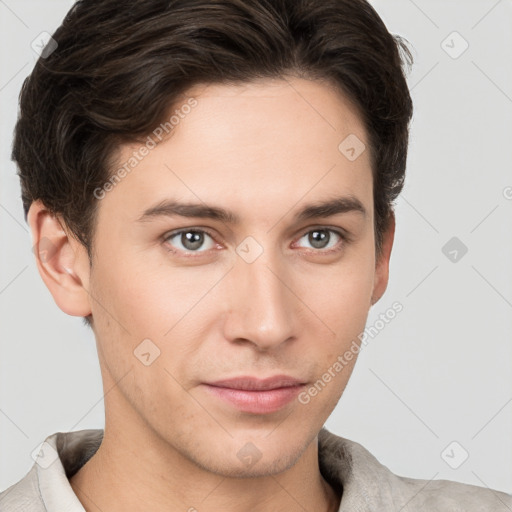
[136,195,366,225]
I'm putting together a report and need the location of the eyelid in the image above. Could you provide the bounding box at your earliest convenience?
[296,224,351,242]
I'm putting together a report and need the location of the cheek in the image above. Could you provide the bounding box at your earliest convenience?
[307,253,375,332]
[292,247,375,385]
[88,262,200,417]
[90,253,224,386]
[91,250,192,335]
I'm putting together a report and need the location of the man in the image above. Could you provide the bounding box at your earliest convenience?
[1,0,511,510]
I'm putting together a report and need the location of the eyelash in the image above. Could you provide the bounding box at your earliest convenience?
[162,226,350,258]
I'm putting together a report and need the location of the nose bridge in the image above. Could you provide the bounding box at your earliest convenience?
[224,241,295,350]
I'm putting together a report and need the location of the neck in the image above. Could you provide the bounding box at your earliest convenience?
[69,424,340,512]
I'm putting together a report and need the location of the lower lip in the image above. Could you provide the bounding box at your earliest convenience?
[202,384,304,414]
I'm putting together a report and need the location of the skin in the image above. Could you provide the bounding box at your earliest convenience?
[28,76,394,512]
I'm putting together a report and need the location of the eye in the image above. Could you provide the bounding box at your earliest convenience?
[163,226,347,258]
[294,228,345,253]
[163,229,218,254]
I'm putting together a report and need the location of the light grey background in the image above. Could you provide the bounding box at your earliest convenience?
[1,0,511,495]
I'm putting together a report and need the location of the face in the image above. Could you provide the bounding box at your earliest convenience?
[33,77,392,477]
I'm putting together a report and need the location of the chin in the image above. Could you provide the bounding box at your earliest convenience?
[207,429,312,478]
[193,444,304,479]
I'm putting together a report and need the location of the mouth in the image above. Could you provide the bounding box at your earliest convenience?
[201,375,307,414]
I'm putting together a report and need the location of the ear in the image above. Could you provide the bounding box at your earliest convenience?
[371,212,395,306]
[27,199,93,317]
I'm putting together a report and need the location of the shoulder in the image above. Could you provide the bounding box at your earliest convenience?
[318,427,512,511]
[0,429,103,512]
[0,464,45,512]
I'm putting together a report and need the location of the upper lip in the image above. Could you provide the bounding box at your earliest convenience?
[205,375,305,391]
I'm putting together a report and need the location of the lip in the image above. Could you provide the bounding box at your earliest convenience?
[206,375,305,390]
[202,375,306,414]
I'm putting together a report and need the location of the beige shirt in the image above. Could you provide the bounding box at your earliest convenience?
[1,427,511,511]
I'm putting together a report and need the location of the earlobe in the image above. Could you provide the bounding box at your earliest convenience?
[27,200,93,318]
[371,213,395,306]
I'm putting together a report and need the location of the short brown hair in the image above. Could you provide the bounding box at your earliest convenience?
[13,0,413,326]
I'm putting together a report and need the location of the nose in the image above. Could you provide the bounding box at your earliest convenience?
[222,248,296,352]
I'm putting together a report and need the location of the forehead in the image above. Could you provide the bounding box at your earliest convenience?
[183,77,366,139]
[98,77,372,227]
